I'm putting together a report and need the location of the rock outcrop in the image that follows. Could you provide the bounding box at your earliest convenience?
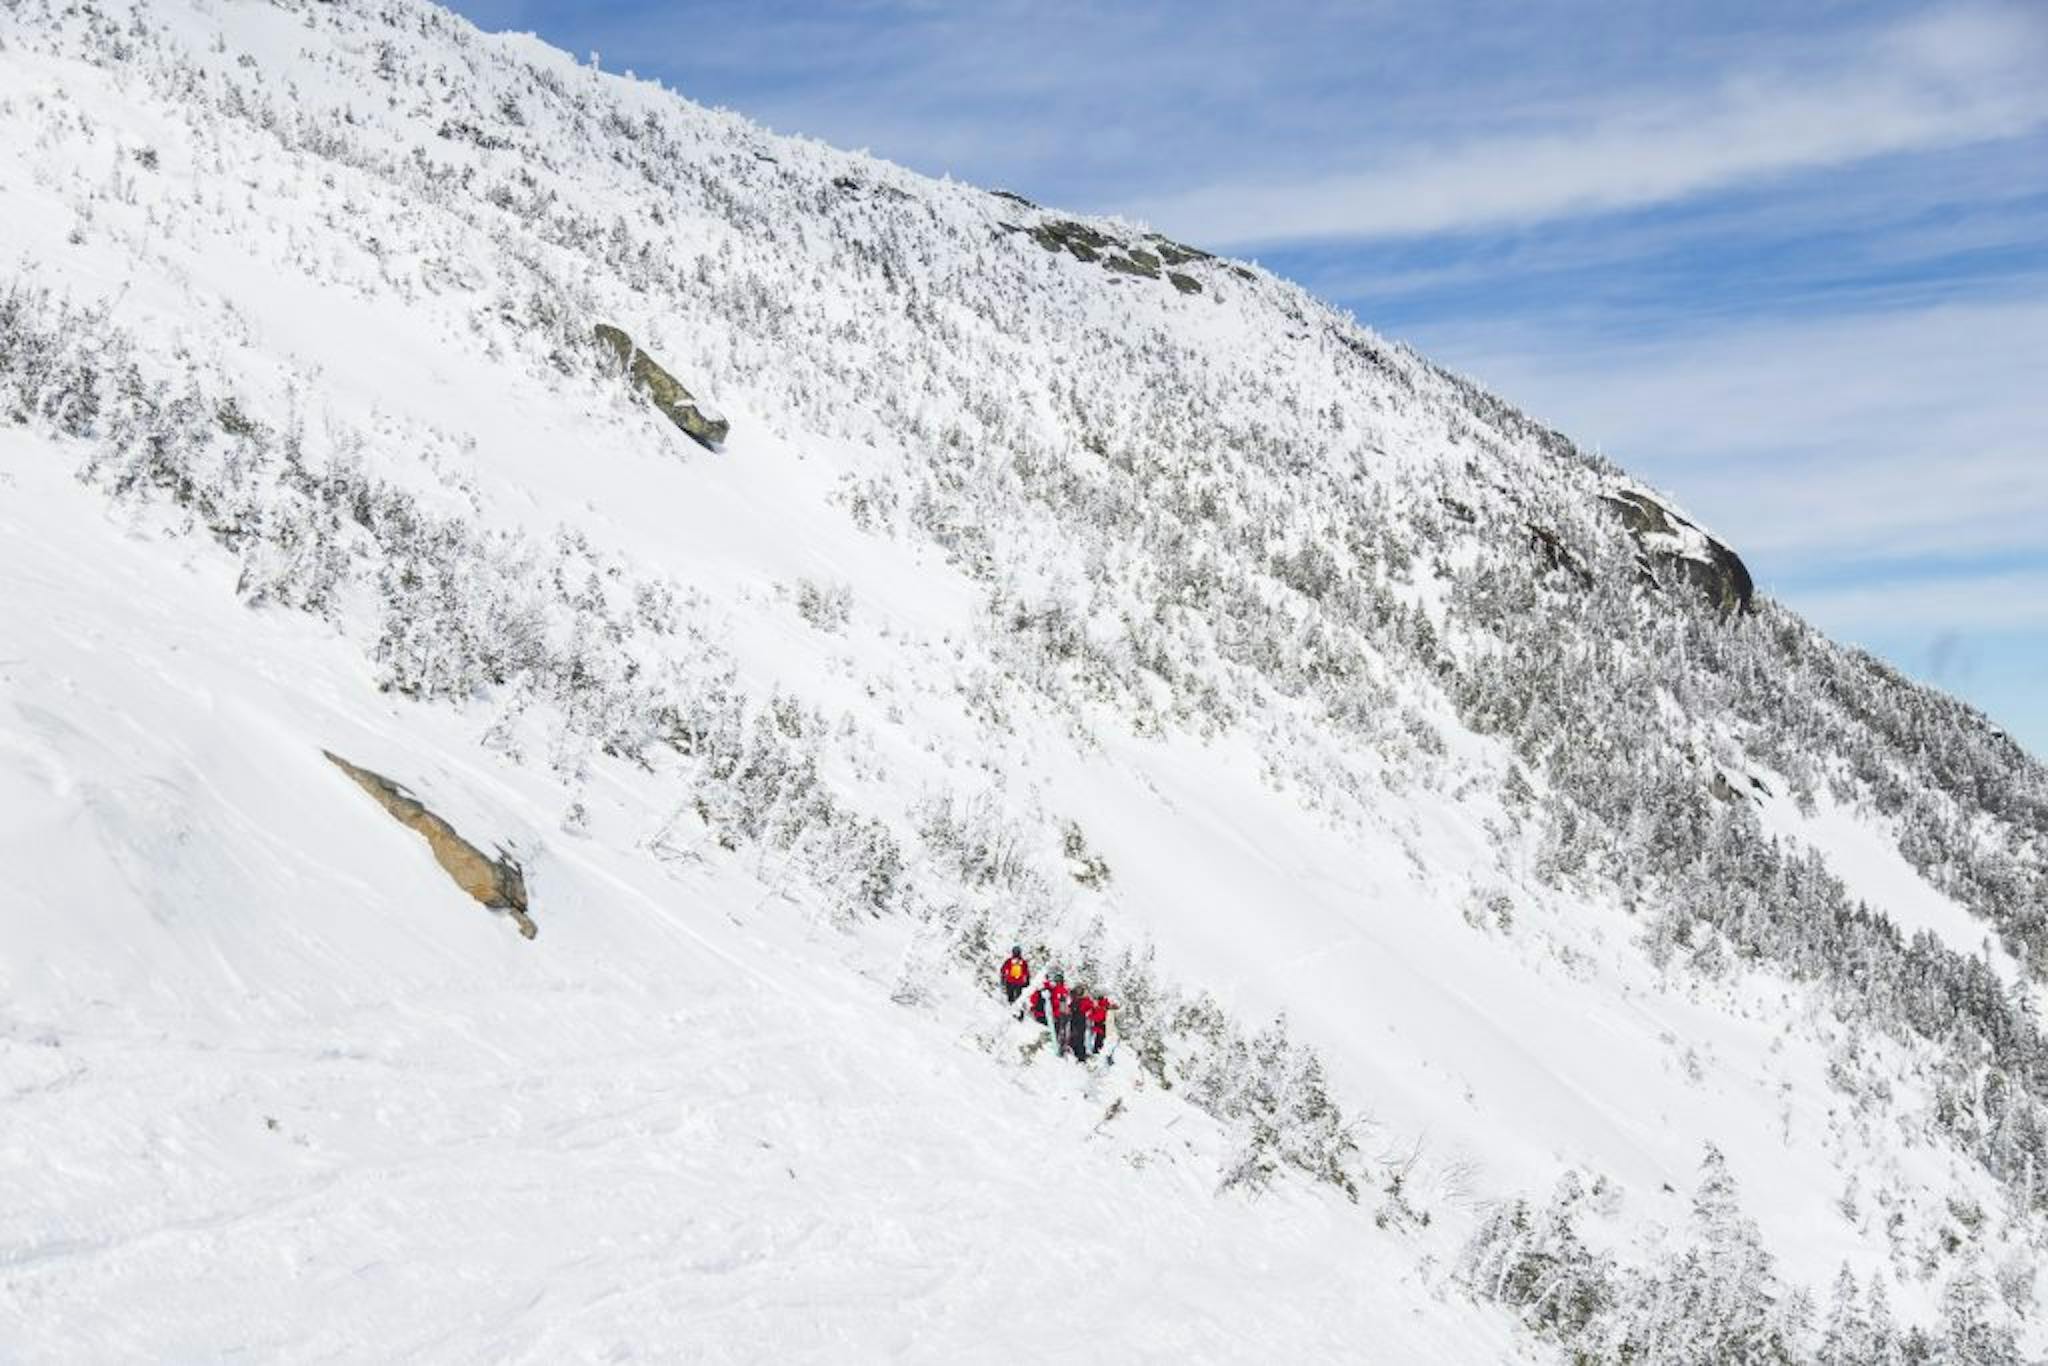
[1003,218,1225,295]
[594,324,729,449]
[1599,488,1754,615]
[1527,523,1593,590]
[324,751,536,939]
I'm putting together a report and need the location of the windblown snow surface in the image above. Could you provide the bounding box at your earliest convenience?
[2,3,2045,1361]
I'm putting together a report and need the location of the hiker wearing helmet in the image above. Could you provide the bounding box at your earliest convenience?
[1028,969,1067,1026]
[999,946,1030,1004]
[1040,970,1073,1036]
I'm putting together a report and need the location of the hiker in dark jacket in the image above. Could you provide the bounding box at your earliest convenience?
[1066,986,1094,1061]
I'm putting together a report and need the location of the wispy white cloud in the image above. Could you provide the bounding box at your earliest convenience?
[1794,569,2048,632]
[1125,6,2048,246]
[1421,293,2048,573]
[1281,142,2048,316]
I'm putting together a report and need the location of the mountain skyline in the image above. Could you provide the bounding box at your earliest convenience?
[443,0,2048,760]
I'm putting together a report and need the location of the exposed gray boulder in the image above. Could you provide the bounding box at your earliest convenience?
[594,323,728,449]
[1599,489,1754,615]
[1028,220,1113,263]
[1017,220,1208,295]
[1144,234,1213,267]
[1102,252,1161,280]
[1527,523,1593,589]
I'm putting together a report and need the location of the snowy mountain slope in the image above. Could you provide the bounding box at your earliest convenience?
[0,444,1525,1360]
[2,1,2046,1360]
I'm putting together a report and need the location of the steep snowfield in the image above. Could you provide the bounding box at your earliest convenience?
[1758,790,2017,980]
[2,1,2043,1359]
[0,442,1516,1360]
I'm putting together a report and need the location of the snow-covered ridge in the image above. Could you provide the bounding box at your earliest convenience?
[2,1,2044,1359]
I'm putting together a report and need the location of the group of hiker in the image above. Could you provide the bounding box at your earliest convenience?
[999,947,1116,1064]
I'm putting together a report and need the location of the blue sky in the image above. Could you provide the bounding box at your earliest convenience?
[447,0,2048,759]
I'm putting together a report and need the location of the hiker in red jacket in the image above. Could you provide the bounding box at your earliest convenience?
[1033,971,1070,1030]
[999,947,1030,1004]
[1029,970,1067,1025]
[1084,992,1115,1057]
